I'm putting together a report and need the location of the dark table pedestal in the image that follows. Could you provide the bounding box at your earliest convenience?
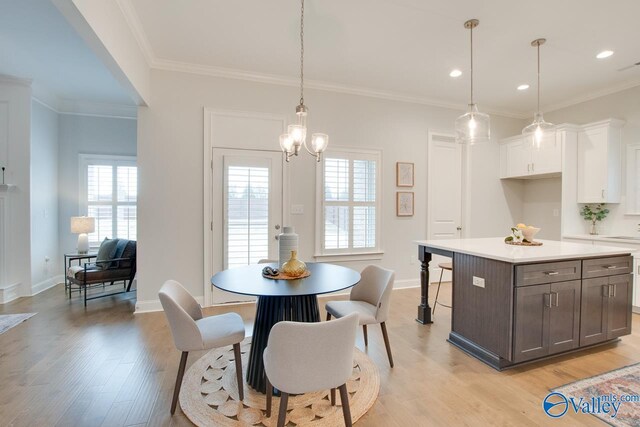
[246,295,321,393]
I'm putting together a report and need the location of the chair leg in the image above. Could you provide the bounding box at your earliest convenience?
[326,312,331,321]
[363,325,368,346]
[380,322,394,368]
[265,375,272,417]
[277,391,289,427]
[171,351,189,415]
[433,268,444,315]
[330,388,336,405]
[338,383,353,427]
[83,285,87,307]
[233,343,244,401]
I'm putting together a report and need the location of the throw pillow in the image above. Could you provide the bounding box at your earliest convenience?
[96,238,119,270]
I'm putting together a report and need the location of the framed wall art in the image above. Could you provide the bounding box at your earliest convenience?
[396,162,414,187]
[396,191,414,216]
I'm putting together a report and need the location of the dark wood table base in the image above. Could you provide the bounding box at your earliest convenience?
[246,295,321,393]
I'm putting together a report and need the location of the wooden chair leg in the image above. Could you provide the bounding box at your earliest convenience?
[330,388,336,405]
[380,322,394,368]
[363,325,368,346]
[433,268,445,315]
[171,351,189,415]
[338,384,352,427]
[265,375,273,417]
[277,391,289,427]
[233,343,244,400]
[326,312,332,321]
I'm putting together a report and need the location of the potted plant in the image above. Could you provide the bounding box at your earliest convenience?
[579,203,610,235]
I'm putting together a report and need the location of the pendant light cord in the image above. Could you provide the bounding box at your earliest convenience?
[536,42,540,114]
[299,0,305,106]
[470,23,474,105]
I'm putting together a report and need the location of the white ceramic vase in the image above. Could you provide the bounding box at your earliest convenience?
[278,226,298,268]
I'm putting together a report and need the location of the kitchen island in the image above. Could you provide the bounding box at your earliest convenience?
[415,238,634,370]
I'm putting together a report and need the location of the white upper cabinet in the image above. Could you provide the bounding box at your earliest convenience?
[577,119,624,203]
[500,132,561,179]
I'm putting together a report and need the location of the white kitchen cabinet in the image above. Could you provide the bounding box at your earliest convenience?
[577,119,624,203]
[500,133,561,179]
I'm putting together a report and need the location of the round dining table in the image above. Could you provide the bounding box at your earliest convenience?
[211,262,361,393]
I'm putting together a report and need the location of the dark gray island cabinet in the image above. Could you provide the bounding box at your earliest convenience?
[415,238,634,370]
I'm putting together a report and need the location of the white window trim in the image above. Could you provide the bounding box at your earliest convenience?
[78,154,137,248]
[315,146,383,259]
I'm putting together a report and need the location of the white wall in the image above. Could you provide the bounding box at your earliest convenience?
[58,114,137,254]
[545,85,640,236]
[0,79,32,299]
[521,177,562,240]
[30,100,60,292]
[136,69,524,305]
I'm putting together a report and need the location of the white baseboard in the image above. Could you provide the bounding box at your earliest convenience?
[0,282,21,304]
[395,278,420,289]
[135,295,205,314]
[633,306,639,314]
[31,275,64,296]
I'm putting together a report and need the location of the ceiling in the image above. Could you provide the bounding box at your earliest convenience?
[124,0,640,117]
[0,0,135,110]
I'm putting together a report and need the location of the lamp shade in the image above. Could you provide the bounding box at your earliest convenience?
[71,216,95,234]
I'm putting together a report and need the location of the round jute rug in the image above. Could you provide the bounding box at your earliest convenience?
[179,339,380,426]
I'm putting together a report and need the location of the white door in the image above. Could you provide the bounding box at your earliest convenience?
[212,149,283,303]
[428,133,464,282]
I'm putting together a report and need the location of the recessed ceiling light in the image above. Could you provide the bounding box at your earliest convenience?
[517,84,530,91]
[449,69,462,78]
[596,50,614,59]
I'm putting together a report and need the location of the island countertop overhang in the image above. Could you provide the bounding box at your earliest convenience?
[414,237,633,264]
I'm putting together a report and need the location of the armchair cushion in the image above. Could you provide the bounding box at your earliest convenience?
[325,300,377,325]
[96,238,119,269]
[196,312,246,349]
[68,266,133,284]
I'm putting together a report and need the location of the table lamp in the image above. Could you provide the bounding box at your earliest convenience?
[71,216,95,254]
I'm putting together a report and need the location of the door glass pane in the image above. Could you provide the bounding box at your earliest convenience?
[226,166,269,268]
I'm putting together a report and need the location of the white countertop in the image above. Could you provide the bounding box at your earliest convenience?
[563,234,640,247]
[414,237,634,264]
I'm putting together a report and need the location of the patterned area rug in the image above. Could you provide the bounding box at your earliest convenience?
[553,363,640,427]
[180,339,380,426]
[0,313,36,335]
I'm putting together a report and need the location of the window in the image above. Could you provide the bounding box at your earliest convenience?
[316,149,381,257]
[80,155,137,247]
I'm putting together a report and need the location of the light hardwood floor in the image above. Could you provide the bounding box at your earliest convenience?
[1,282,638,426]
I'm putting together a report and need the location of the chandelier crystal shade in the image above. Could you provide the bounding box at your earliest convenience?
[455,19,490,144]
[522,38,554,148]
[279,0,328,162]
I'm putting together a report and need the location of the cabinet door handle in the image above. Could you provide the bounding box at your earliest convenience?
[611,284,617,298]
[552,291,559,307]
[602,189,605,199]
[527,163,531,172]
[532,163,535,172]
[544,293,551,308]
[544,271,560,276]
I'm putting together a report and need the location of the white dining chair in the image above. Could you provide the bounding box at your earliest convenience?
[325,265,395,367]
[159,280,246,414]
[263,313,359,427]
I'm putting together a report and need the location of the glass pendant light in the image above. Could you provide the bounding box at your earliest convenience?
[522,38,554,149]
[455,19,490,144]
[279,0,328,162]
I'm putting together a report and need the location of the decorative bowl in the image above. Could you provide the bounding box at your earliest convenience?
[520,227,541,242]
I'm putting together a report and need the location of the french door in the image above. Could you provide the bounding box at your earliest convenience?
[211,149,283,303]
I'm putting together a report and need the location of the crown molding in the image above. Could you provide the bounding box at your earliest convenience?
[115,0,156,66]
[58,99,137,119]
[152,58,528,119]
[544,78,640,114]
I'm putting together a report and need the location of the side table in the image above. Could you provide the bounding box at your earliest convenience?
[64,252,97,297]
